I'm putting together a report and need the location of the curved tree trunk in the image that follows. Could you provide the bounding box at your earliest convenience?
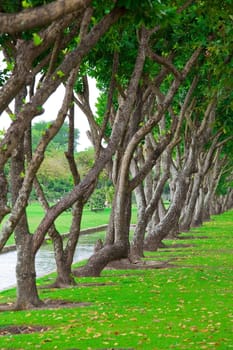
[129,150,148,259]
[130,169,169,257]
[144,173,189,251]
[74,241,129,277]
[179,173,202,231]
[55,200,85,286]
[130,123,172,258]
[74,193,131,277]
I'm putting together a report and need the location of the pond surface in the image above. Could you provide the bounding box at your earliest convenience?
[0,234,100,291]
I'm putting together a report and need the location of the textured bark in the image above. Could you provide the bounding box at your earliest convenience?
[74,192,132,277]
[0,68,78,249]
[53,102,84,287]
[0,13,81,115]
[202,151,225,221]
[74,241,129,277]
[0,6,125,158]
[33,177,80,287]
[109,48,200,260]
[55,198,87,286]
[180,174,202,231]
[12,90,42,309]
[0,0,91,34]
[75,37,154,276]
[130,155,170,258]
[0,172,10,223]
[144,173,189,251]
[192,187,205,227]
[130,72,197,255]
[32,23,148,257]
[15,234,42,310]
[105,197,116,245]
[129,149,147,258]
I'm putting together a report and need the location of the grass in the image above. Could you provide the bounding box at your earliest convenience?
[2,203,138,246]
[0,210,233,349]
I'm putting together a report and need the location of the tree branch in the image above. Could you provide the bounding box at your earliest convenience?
[0,0,91,34]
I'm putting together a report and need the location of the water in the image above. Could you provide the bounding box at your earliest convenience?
[0,241,94,291]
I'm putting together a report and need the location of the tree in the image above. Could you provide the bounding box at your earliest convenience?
[75,0,233,273]
[74,8,204,275]
[0,0,126,308]
[0,0,233,309]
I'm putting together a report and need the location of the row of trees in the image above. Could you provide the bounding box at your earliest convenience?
[0,0,233,309]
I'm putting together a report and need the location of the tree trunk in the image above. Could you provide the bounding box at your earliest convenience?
[179,173,202,231]
[130,175,169,257]
[191,186,205,227]
[79,156,132,277]
[74,194,131,277]
[12,90,42,309]
[15,233,42,309]
[130,156,147,258]
[55,258,74,286]
[144,174,189,251]
[56,200,84,286]
[130,143,171,258]
[0,171,10,223]
[130,212,147,258]
[105,195,116,245]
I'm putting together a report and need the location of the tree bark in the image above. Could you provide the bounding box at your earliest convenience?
[130,153,170,258]
[179,173,202,231]
[12,90,43,309]
[0,0,91,34]
[74,194,131,277]
[144,173,189,251]
[192,186,205,227]
[15,234,42,310]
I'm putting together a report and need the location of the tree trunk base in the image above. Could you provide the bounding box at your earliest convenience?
[41,279,77,289]
[179,225,190,233]
[144,239,165,252]
[15,299,44,311]
[128,253,143,264]
[129,244,145,261]
[73,241,129,277]
[191,219,203,228]
[52,274,77,288]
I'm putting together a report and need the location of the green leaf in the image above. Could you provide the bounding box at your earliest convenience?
[56,70,65,78]
[22,0,33,9]
[6,61,14,71]
[74,36,81,44]
[9,113,16,121]
[36,105,44,113]
[33,33,43,46]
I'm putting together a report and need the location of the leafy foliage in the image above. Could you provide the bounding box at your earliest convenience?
[89,188,106,210]
[0,0,53,13]
[31,120,79,152]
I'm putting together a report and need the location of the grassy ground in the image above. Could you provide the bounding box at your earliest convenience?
[2,203,138,246]
[0,210,233,349]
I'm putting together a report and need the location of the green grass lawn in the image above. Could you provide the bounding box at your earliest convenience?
[2,203,138,246]
[0,210,233,349]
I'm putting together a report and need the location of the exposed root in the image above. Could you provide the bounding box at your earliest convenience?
[0,325,49,336]
[0,299,91,312]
